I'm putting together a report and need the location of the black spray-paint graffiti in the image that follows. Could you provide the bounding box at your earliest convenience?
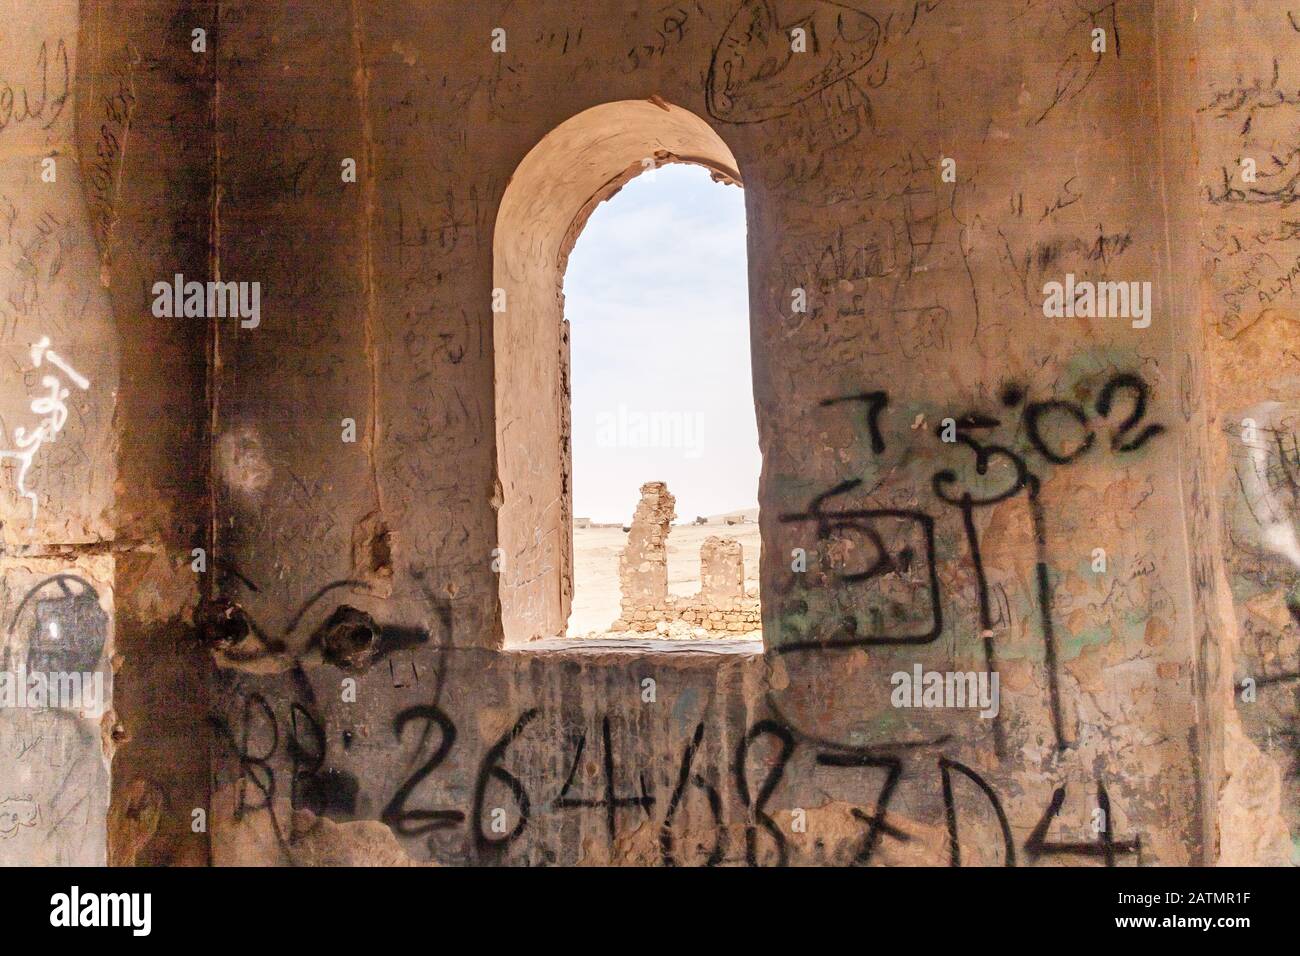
[5,574,107,675]
[207,686,360,854]
[778,371,1166,753]
[213,689,1141,867]
[206,371,1160,864]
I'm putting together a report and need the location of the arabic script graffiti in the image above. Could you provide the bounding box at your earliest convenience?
[0,337,89,522]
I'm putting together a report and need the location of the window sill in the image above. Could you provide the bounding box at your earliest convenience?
[506,636,764,658]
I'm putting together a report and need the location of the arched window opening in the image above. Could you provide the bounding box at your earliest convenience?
[492,100,760,647]
[564,165,760,641]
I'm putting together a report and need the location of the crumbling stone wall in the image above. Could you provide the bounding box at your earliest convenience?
[618,481,675,614]
[699,536,744,607]
[614,516,761,634]
[614,595,762,635]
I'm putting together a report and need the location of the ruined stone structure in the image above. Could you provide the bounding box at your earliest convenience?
[699,536,744,608]
[0,0,1297,867]
[613,489,761,634]
[618,482,675,614]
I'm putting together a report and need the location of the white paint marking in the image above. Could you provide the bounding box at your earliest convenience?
[0,338,92,523]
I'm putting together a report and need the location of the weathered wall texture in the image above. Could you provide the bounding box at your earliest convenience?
[80,0,214,868]
[0,0,213,866]
[0,0,1295,866]
[198,0,1281,867]
[1195,0,1300,865]
[0,0,117,865]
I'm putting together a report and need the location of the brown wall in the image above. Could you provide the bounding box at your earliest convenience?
[0,0,117,865]
[200,0,1275,866]
[1195,0,1300,865]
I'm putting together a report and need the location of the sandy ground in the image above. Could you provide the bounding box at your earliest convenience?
[567,520,762,637]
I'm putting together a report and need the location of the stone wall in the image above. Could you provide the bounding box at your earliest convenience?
[0,0,117,866]
[618,482,675,615]
[699,536,744,607]
[1194,0,1300,865]
[614,513,761,634]
[0,0,215,868]
[193,0,1272,865]
[614,596,762,634]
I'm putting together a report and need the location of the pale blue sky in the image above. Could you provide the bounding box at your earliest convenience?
[564,164,760,525]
